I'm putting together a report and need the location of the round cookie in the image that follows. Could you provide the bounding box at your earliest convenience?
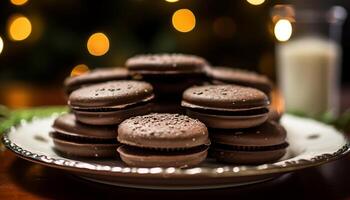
[182,85,270,129]
[69,80,154,125]
[126,54,208,74]
[64,67,130,94]
[210,121,288,164]
[126,54,209,100]
[207,67,273,95]
[117,113,210,168]
[51,113,120,158]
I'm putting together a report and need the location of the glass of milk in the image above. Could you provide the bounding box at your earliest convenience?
[273,5,347,117]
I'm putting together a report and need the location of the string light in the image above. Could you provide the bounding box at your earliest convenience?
[165,0,179,2]
[87,32,110,56]
[8,15,32,41]
[172,9,196,33]
[0,36,3,55]
[10,0,28,6]
[274,19,292,42]
[70,64,90,77]
[246,0,265,6]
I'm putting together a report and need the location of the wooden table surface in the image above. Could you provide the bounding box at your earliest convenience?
[0,87,349,200]
[1,150,350,199]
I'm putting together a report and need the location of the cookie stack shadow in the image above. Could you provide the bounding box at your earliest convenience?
[51,53,287,167]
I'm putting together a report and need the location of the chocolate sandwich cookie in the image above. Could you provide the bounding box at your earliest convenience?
[182,85,270,129]
[64,67,130,94]
[69,80,154,125]
[117,113,210,168]
[207,67,273,95]
[51,113,120,158]
[126,54,208,100]
[210,121,288,164]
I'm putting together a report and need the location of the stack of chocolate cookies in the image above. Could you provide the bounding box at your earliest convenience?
[126,54,209,113]
[52,53,287,167]
[207,66,282,122]
[51,80,155,158]
[117,113,210,168]
[182,84,288,164]
[64,67,130,95]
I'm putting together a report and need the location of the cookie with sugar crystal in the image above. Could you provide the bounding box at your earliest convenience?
[64,67,130,94]
[68,80,154,125]
[51,113,120,158]
[210,121,288,164]
[126,54,209,100]
[207,66,273,95]
[126,53,208,74]
[117,113,210,168]
[182,84,270,129]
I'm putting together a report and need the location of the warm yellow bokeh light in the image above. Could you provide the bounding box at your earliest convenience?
[8,15,32,41]
[274,19,292,42]
[70,64,90,77]
[87,32,110,56]
[0,36,3,55]
[5,85,31,108]
[165,0,179,2]
[172,9,196,33]
[10,0,28,6]
[246,0,265,6]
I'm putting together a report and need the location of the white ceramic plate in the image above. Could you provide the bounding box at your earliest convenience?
[2,114,349,189]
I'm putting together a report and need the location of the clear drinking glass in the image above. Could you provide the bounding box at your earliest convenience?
[273,5,347,117]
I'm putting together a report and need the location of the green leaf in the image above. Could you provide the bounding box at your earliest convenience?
[0,106,68,136]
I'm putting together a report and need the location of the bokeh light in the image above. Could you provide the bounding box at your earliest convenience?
[246,0,265,6]
[8,15,32,41]
[172,9,196,33]
[165,0,179,2]
[0,36,3,55]
[5,85,32,108]
[213,17,235,38]
[87,32,110,56]
[10,0,28,6]
[70,64,90,77]
[274,19,292,42]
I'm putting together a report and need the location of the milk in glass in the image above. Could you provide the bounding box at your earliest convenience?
[277,37,341,117]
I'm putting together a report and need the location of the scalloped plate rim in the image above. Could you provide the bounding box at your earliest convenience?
[1,114,350,179]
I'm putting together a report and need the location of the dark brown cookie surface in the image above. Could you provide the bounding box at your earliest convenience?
[126,53,208,73]
[117,113,209,167]
[207,67,273,95]
[211,147,286,165]
[127,54,208,100]
[182,85,269,111]
[117,145,208,168]
[64,67,130,94]
[210,121,287,147]
[50,114,120,158]
[52,113,117,139]
[210,121,288,164]
[182,85,269,129]
[68,80,154,125]
[118,113,209,149]
[69,80,154,109]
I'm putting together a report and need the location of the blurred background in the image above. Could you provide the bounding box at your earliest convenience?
[0,0,349,110]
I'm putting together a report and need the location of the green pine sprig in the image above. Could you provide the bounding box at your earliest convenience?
[0,106,68,135]
[288,109,350,133]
